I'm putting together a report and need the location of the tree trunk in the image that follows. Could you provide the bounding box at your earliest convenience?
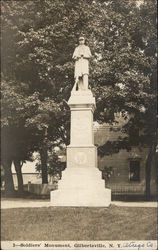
[40,146,48,184]
[3,159,15,196]
[145,141,157,200]
[14,159,24,194]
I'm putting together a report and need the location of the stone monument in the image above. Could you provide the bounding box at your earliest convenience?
[50,37,111,207]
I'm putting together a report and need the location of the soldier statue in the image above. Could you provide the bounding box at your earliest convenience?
[72,36,92,91]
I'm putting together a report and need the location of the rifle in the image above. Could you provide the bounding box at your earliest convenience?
[72,77,79,92]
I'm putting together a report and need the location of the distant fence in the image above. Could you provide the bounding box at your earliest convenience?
[106,184,145,195]
[12,173,40,189]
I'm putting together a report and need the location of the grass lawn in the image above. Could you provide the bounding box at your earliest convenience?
[1,205,157,241]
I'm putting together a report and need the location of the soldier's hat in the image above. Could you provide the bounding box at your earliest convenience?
[79,36,85,41]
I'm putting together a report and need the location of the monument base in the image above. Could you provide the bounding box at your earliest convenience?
[50,167,111,207]
[50,89,111,207]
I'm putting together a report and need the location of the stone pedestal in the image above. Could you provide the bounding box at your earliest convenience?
[50,90,111,207]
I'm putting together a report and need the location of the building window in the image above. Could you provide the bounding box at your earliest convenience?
[129,161,140,181]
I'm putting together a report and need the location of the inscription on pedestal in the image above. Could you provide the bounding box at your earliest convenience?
[71,110,93,145]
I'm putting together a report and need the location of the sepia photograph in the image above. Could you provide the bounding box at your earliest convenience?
[1,0,157,250]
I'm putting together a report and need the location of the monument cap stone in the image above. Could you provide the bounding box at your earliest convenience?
[68,90,96,112]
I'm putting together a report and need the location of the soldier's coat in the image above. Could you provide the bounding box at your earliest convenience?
[72,44,92,78]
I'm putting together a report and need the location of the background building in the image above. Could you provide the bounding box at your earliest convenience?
[94,118,157,198]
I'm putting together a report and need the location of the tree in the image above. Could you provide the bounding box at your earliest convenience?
[1,80,36,194]
[36,148,66,180]
[139,0,157,200]
[1,1,68,190]
[96,0,157,199]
